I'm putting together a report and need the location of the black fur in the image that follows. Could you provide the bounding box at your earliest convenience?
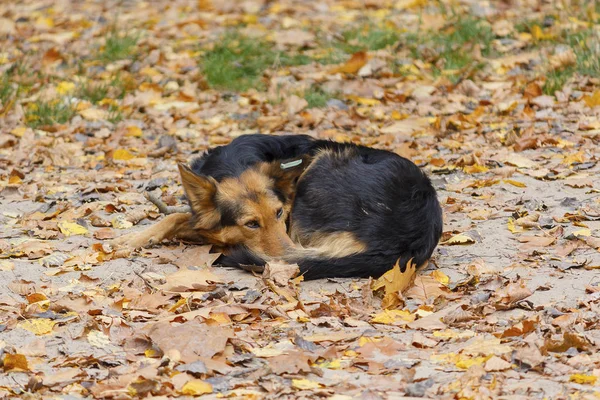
[188,134,443,280]
[191,134,315,181]
[290,144,442,279]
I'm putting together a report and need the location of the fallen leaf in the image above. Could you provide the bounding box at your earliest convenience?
[160,268,222,292]
[292,378,322,390]
[329,51,368,74]
[146,320,232,362]
[58,221,88,236]
[18,318,56,335]
[180,380,213,395]
[3,354,29,372]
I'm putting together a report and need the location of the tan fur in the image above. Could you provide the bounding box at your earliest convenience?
[191,167,294,257]
[110,213,200,249]
[289,230,367,259]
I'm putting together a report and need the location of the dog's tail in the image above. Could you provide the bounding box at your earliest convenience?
[282,247,422,280]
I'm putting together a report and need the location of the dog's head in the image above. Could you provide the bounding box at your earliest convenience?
[178,159,306,258]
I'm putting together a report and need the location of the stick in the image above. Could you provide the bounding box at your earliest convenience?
[144,191,191,215]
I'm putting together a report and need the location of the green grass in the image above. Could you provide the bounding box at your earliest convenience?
[543,29,600,94]
[107,104,124,123]
[304,86,335,108]
[25,100,75,128]
[201,32,311,92]
[77,74,127,104]
[403,17,494,82]
[543,66,575,94]
[100,29,139,63]
[318,24,401,64]
[0,74,14,106]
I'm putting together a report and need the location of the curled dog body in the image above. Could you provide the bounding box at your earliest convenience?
[112,134,443,280]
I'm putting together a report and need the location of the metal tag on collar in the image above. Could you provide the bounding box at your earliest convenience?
[280,159,303,170]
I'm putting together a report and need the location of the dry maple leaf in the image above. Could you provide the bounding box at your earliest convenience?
[145,320,232,363]
[329,51,368,74]
[159,268,222,292]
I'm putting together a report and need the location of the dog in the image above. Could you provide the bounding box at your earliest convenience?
[111,134,443,280]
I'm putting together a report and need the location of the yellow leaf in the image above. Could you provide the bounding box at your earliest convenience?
[431,270,449,285]
[531,25,554,40]
[125,126,143,137]
[144,348,161,358]
[79,107,109,121]
[292,378,322,390]
[346,95,381,106]
[56,81,75,95]
[395,0,427,10]
[503,179,527,188]
[569,374,597,384]
[463,165,488,174]
[372,259,416,296]
[371,309,415,324]
[181,380,213,395]
[583,90,600,108]
[88,330,111,348]
[573,228,591,238]
[562,151,585,165]
[10,126,28,137]
[329,51,368,74]
[58,221,88,236]
[113,149,136,161]
[358,337,382,347]
[456,355,492,369]
[3,354,29,371]
[18,318,55,335]
[442,233,475,245]
[507,218,524,234]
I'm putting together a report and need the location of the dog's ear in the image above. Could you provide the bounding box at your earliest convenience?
[178,164,220,228]
[259,156,309,202]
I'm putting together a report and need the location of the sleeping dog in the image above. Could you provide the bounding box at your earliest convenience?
[111,134,443,279]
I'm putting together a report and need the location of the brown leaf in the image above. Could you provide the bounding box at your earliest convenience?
[263,262,299,286]
[544,332,589,353]
[268,351,313,374]
[160,268,222,292]
[329,51,368,74]
[493,280,533,310]
[3,354,29,372]
[146,320,232,363]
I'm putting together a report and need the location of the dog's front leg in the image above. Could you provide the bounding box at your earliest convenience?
[110,212,201,249]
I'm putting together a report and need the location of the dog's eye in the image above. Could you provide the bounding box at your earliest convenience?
[276,208,283,219]
[245,220,260,229]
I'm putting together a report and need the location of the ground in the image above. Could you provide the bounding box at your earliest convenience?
[1,0,600,399]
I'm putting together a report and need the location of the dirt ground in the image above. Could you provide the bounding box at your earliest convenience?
[2,0,600,399]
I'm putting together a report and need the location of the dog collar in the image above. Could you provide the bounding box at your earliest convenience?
[280,159,303,170]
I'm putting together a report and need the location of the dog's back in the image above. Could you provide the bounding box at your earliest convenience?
[288,143,443,279]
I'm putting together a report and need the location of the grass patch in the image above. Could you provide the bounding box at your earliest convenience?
[201,32,311,92]
[543,66,574,94]
[304,86,335,108]
[543,29,600,93]
[100,29,139,63]
[77,74,127,104]
[318,24,401,64]
[404,17,494,82]
[25,99,75,128]
[0,74,14,105]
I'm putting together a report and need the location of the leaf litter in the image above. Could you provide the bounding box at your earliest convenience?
[1,0,600,398]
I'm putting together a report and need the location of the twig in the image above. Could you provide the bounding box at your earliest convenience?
[144,191,191,215]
